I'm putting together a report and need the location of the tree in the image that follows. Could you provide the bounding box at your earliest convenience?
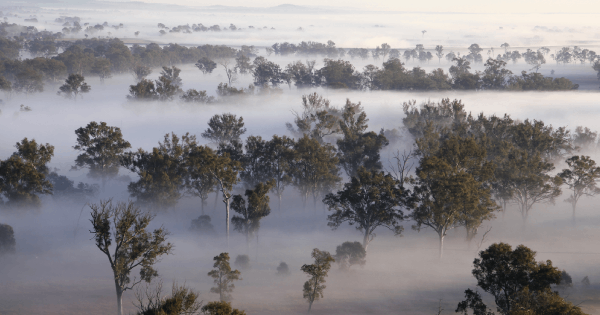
[0,75,12,93]
[196,57,217,74]
[508,287,589,315]
[481,58,512,90]
[264,135,295,209]
[252,56,283,87]
[58,74,91,100]
[91,58,112,83]
[208,253,242,301]
[217,59,237,85]
[334,241,366,270]
[286,93,340,143]
[13,68,43,95]
[558,155,600,220]
[500,43,510,54]
[276,262,290,276]
[180,89,215,103]
[435,45,444,63]
[457,243,562,315]
[186,145,218,215]
[593,60,600,88]
[134,281,202,315]
[73,121,131,188]
[0,138,54,208]
[201,301,246,315]
[380,43,391,62]
[156,66,183,101]
[89,200,173,315]
[410,135,497,258]
[122,133,195,209]
[132,64,152,82]
[291,135,341,209]
[187,144,241,245]
[301,248,335,313]
[325,168,405,250]
[0,223,16,255]
[507,149,562,222]
[202,114,247,147]
[190,215,217,236]
[336,99,388,178]
[231,181,274,250]
[128,79,158,100]
[234,54,253,75]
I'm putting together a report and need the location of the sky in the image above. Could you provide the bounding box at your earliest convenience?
[135,0,600,14]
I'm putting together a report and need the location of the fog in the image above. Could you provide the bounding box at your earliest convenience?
[1,3,600,315]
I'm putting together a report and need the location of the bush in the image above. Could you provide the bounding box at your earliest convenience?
[234,255,250,270]
[190,215,216,236]
[334,241,366,270]
[0,223,16,255]
[276,261,290,276]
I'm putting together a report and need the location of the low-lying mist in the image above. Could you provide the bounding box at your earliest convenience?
[1,69,600,314]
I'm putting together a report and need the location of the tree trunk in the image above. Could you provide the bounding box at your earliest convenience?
[572,201,577,222]
[201,199,205,215]
[225,196,230,248]
[307,300,313,313]
[278,194,282,211]
[438,232,444,260]
[115,284,123,315]
[363,231,370,252]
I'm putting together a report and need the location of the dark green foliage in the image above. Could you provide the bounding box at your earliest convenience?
[252,56,283,86]
[276,262,290,276]
[318,59,360,89]
[89,200,173,315]
[201,301,246,315]
[122,133,195,209]
[91,58,112,83]
[334,241,366,270]
[180,89,215,103]
[196,57,217,74]
[231,181,274,247]
[325,168,405,250]
[0,223,16,255]
[132,64,152,82]
[47,172,98,200]
[234,255,250,270]
[458,243,562,315]
[202,114,246,147]
[58,73,91,99]
[510,287,589,315]
[286,93,340,143]
[13,68,43,95]
[156,66,183,101]
[336,99,388,177]
[410,135,497,257]
[208,253,242,301]
[301,248,335,313]
[0,75,11,92]
[559,270,573,287]
[558,155,600,219]
[291,135,341,208]
[0,138,54,208]
[128,79,158,100]
[190,215,216,236]
[73,121,131,186]
[135,282,202,315]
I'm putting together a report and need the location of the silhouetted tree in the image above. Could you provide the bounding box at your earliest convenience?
[58,73,91,100]
[0,138,54,208]
[208,253,241,301]
[73,121,131,188]
[196,57,217,74]
[334,241,366,270]
[301,248,335,313]
[558,155,600,220]
[0,223,16,255]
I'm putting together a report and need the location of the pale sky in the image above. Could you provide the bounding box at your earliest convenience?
[138,0,598,14]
